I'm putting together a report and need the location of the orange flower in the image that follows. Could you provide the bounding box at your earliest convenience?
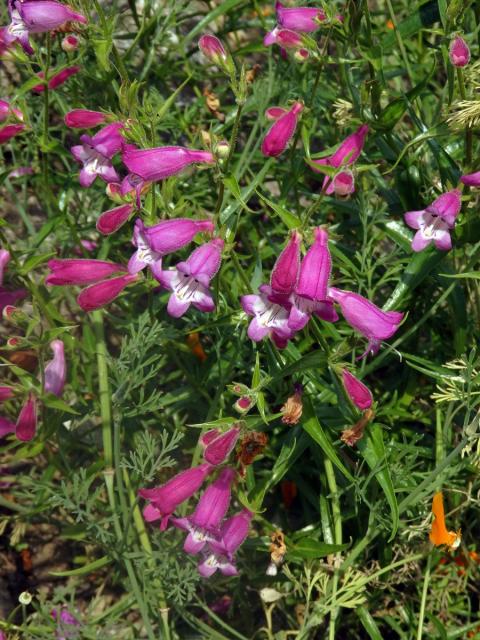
[186,332,207,362]
[429,492,461,551]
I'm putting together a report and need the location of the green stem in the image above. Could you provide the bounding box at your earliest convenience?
[42,34,52,212]
[324,458,342,640]
[92,310,113,469]
[215,101,245,220]
[385,0,414,84]
[456,68,472,168]
[416,553,432,640]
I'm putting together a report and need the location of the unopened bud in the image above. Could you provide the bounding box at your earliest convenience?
[215,140,230,159]
[235,396,254,413]
[105,181,123,203]
[198,34,228,65]
[294,48,309,63]
[19,591,32,605]
[449,36,470,67]
[2,305,27,324]
[61,34,80,52]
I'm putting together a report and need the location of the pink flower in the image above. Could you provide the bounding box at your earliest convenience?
[270,230,301,295]
[241,285,294,349]
[0,249,10,285]
[329,287,404,358]
[0,248,27,312]
[172,467,236,554]
[261,101,303,157]
[342,369,373,410]
[264,1,328,46]
[122,146,215,182]
[0,123,25,144]
[96,203,133,235]
[71,123,124,187]
[5,0,87,55]
[0,99,23,122]
[200,426,241,465]
[449,36,470,67]
[0,416,16,438]
[311,125,368,194]
[460,171,480,187]
[157,238,224,317]
[32,66,80,93]
[139,463,212,531]
[61,34,79,51]
[199,34,228,64]
[76,274,138,312]
[0,386,14,402]
[404,189,461,252]
[65,109,106,129]
[44,339,66,397]
[46,259,127,285]
[289,228,338,331]
[198,509,253,577]
[16,393,37,441]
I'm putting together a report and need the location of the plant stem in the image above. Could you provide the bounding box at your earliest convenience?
[92,310,113,469]
[215,101,245,220]
[324,458,342,640]
[416,552,432,640]
[456,68,472,168]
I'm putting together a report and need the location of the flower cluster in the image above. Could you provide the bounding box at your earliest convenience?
[139,426,252,577]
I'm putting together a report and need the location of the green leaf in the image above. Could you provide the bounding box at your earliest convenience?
[223,173,254,212]
[289,538,349,560]
[256,191,302,229]
[43,395,80,415]
[19,252,55,275]
[357,423,399,541]
[439,271,480,280]
[302,398,354,482]
[356,606,384,640]
[92,38,113,72]
[49,555,111,577]
[221,160,273,224]
[380,1,440,51]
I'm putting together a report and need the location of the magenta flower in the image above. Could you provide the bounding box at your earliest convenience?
[271,230,301,295]
[198,509,253,577]
[449,36,470,67]
[76,274,138,312]
[96,203,133,235]
[0,99,23,122]
[46,259,127,285]
[44,340,66,397]
[172,467,236,554]
[122,146,215,183]
[404,189,461,252]
[0,248,27,312]
[139,463,212,531]
[329,287,404,358]
[261,101,303,157]
[5,0,87,55]
[157,238,224,317]
[198,34,228,64]
[342,369,373,410]
[0,249,10,285]
[275,28,304,49]
[32,65,80,93]
[289,228,338,331]
[8,166,34,179]
[460,171,480,187]
[16,393,37,441]
[311,125,368,194]
[201,426,241,465]
[65,109,106,129]
[71,123,124,187]
[264,1,327,46]
[0,123,25,144]
[0,416,16,438]
[52,606,81,640]
[241,285,294,349]
[0,386,14,402]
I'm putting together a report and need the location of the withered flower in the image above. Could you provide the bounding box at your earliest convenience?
[340,408,375,446]
[281,383,303,425]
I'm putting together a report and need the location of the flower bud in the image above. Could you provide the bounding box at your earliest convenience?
[294,48,309,63]
[449,36,470,67]
[19,591,33,605]
[215,140,230,159]
[61,34,80,52]
[2,305,27,325]
[234,396,255,413]
[199,34,228,64]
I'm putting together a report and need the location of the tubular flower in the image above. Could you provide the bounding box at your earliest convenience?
[0,99,23,122]
[128,217,214,279]
[96,203,133,235]
[198,34,228,65]
[264,1,328,46]
[32,65,80,93]
[0,249,10,285]
[157,238,224,317]
[328,287,404,358]
[449,36,470,67]
[289,227,338,331]
[261,101,303,157]
[430,492,461,551]
[139,463,212,531]
[201,426,241,466]
[342,369,373,411]
[311,125,368,194]
[43,340,66,397]
[65,109,107,129]
[460,171,480,187]
[4,0,87,55]
[0,248,27,312]
[71,123,124,188]
[0,123,25,144]
[0,386,14,402]
[404,189,461,252]
[198,509,253,577]
[122,145,215,183]
[271,230,301,296]
[16,393,37,441]
[172,467,236,554]
[0,416,16,438]
[241,285,294,349]
[47,258,136,312]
